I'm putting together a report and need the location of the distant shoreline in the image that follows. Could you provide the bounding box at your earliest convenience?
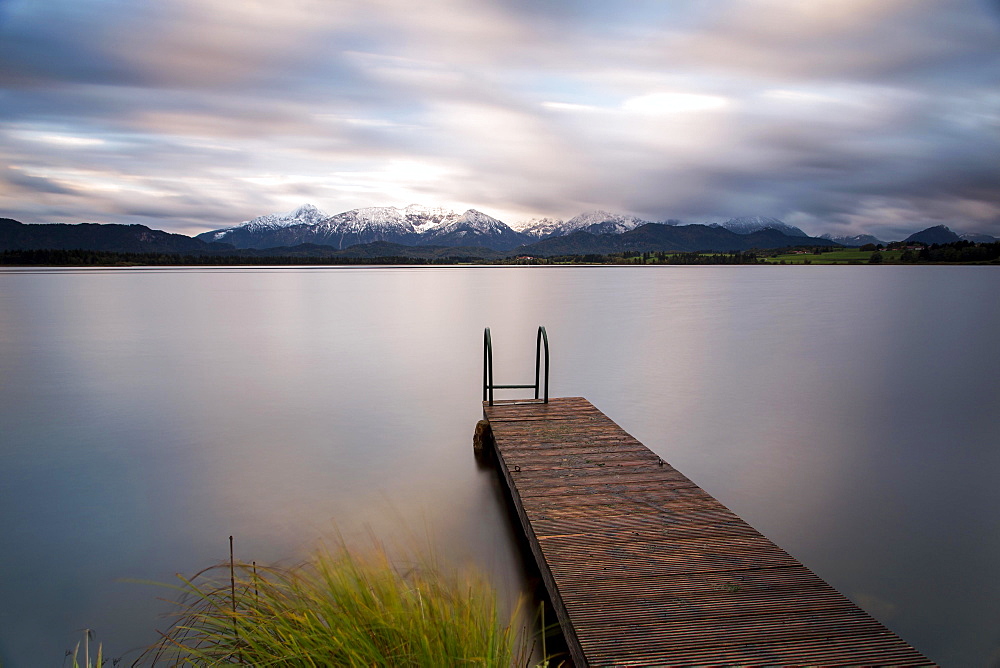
[1,246,998,268]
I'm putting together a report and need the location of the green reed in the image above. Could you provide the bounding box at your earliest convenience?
[68,629,104,668]
[138,542,530,666]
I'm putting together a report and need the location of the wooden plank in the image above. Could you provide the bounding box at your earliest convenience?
[484,397,933,667]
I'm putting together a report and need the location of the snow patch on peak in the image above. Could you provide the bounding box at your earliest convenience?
[569,210,624,225]
[431,209,507,234]
[959,232,998,243]
[515,217,565,238]
[713,216,808,237]
[565,210,650,235]
[400,205,461,234]
[460,209,504,229]
[820,233,886,247]
[319,205,464,236]
[403,203,454,217]
[290,203,322,217]
[207,204,330,241]
[247,204,330,228]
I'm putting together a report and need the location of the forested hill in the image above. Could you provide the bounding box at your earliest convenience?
[0,218,228,254]
[515,223,841,256]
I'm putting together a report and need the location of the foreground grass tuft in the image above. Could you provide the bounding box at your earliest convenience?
[139,543,529,666]
[66,629,105,668]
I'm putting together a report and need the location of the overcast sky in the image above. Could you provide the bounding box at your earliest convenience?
[1,0,998,239]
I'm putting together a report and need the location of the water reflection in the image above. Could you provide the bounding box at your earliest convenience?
[0,266,997,666]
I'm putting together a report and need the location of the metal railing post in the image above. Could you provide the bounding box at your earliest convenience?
[534,326,549,403]
[483,327,493,405]
[483,326,549,405]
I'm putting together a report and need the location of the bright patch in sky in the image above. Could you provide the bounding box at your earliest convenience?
[12,130,106,147]
[541,102,602,113]
[621,92,730,115]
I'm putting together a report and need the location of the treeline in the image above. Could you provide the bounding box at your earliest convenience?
[518,251,761,265]
[862,241,1000,264]
[650,251,761,264]
[0,248,763,266]
[903,241,1000,263]
[0,249,483,266]
[4,244,997,267]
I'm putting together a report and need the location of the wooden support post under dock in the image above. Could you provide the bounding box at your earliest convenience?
[484,397,932,667]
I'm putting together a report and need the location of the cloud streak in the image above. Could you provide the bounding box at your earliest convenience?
[1,0,998,239]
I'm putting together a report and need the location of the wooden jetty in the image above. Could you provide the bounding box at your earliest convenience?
[482,396,932,666]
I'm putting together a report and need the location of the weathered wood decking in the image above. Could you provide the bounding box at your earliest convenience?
[484,397,932,667]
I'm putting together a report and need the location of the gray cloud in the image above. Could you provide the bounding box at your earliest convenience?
[1,0,998,240]
[4,169,77,195]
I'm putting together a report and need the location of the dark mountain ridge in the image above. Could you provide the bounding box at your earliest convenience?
[0,218,506,261]
[904,225,961,245]
[515,223,840,256]
[0,218,226,254]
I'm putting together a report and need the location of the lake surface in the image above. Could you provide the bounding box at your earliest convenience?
[1,265,998,666]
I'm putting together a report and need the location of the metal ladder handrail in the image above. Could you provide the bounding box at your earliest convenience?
[483,326,549,406]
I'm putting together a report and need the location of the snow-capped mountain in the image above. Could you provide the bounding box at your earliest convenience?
[711,216,808,237]
[315,205,460,248]
[204,204,328,240]
[198,204,528,251]
[322,206,528,250]
[820,233,886,247]
[515,217,566,240]
[327,205,457,236]
[197,205,864,253]
[196,204,330,248]
[959,232,998,243]
[516,212,680,239]
[420,209,528,250]
[564,211,652,236]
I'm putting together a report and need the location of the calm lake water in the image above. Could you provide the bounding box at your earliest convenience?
[1,265,998,666]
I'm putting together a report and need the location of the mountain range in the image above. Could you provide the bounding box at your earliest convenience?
[901,224,993,245]
[199,204,656,251]
[195,205,838,253]
[3,206,995,258]
[199,204,530,250]
[820,226,994,247]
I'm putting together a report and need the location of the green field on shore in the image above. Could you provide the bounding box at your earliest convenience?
[762,249,901,264]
